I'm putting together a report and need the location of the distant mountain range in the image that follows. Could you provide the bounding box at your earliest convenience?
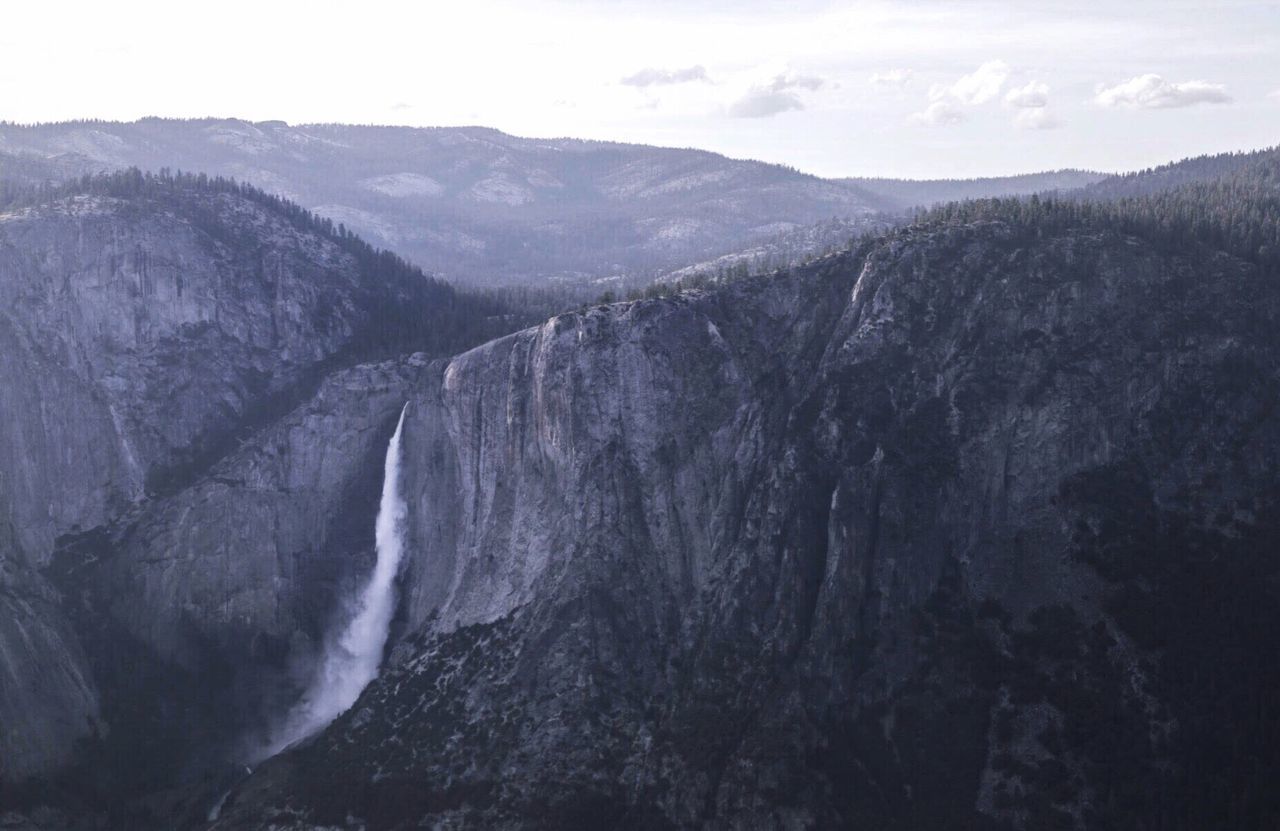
[847,169,1106,210]
[2,119,1105,288]
[0,119,881,287]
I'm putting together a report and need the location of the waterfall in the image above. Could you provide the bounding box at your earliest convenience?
[260,403,410,758]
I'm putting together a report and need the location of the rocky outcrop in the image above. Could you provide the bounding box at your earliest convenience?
[217,220,1280,829]
[0,190,368,568]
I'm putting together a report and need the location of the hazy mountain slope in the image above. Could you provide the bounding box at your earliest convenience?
[650,171,1118,290]
[0,149,104,193]
[214,189,1280,829]
[664,147,1280,289]
[1080,145,1279,200]
[652,214,887,287]
[0,119,889,287]
[847,169,1104,210]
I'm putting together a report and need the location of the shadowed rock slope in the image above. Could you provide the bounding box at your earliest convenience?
[215,209,1280,829]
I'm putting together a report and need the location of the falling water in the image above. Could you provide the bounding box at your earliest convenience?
[260,403,410,758]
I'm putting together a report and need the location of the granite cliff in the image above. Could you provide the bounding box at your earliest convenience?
[216,209,1280,828]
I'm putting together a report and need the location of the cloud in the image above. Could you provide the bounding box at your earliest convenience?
[1269,89,1280,100]
[774,72,824,92]
[908,100,965,127]
[1095,74,1231,109]
[1004,80,1049,108]
[621,65,711,87]
[870,69,912,87]
[728,90,804,118]
[932,60,1010,106]
[727,72,825,118]
[390,102,413,111]
[1013,108,1061,129]
[907,60,1010,127]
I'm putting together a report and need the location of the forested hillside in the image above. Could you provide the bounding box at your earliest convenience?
[923,145,1280,270]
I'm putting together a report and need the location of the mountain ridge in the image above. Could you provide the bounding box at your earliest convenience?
[0,119,888,287]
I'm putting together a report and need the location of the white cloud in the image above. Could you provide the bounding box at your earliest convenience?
[1013,108,1061,129]
[621,65,711,88]
[908,100,965,127]
[1095,74,1231,109]
[870,69,912,87]
[728,90,803,118]
[1269,89,1280,100]
[932,60,1010,106]
[778,73,824,92]
[727,72,824,118]
[1004,80,1049,108]
[908,60,1009,127]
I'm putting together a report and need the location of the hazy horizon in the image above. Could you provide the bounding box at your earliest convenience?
[4,0,1277,179]
[5,114,1277,184]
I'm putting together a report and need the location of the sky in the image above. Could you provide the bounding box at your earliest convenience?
[2,0,1278,178]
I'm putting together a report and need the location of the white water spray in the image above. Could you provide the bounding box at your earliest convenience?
[261,403,410,758]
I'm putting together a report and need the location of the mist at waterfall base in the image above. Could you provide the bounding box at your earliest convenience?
[259,404,410,759]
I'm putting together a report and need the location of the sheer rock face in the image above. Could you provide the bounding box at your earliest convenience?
[0,192,362,567]
[397,295,775,636]
[0,189,379,782]
[220,223,1280,829]
[0,558,101,786]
